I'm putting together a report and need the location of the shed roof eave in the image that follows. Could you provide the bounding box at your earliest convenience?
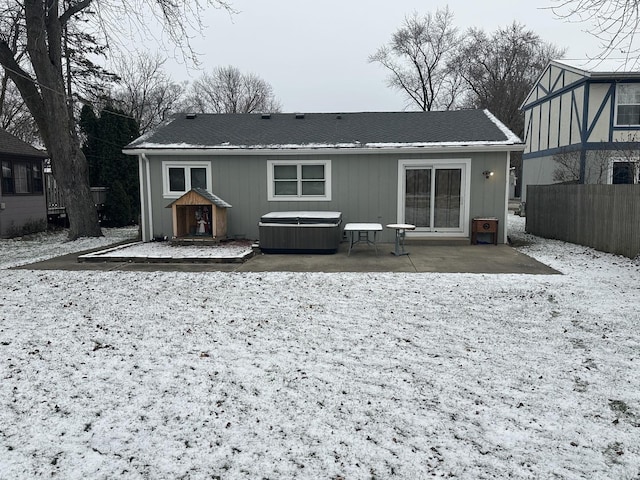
[122,143,525,157]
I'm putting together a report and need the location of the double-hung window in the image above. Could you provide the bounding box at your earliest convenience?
[615,84,640,126]
[267,160,331,201]
[162,161,211,198]
[1,159,43,195]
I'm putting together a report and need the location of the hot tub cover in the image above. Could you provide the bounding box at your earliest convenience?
[259,211,342,225]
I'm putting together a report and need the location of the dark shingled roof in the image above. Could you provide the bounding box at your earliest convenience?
[166,188,232,208]
[0,129,48,158]
[125,110,521,150]
[191,188,232,208]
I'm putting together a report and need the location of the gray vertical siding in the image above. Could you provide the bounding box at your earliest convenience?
[143,150,510,243]
[468,151,510,242]
[0,194,47,237]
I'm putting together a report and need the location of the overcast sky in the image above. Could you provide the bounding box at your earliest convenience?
[155,0,611,113]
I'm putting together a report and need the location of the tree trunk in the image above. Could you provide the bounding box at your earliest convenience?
[0,0,102,240]
[47,130,102,240]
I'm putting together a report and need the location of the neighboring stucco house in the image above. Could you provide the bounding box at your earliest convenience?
[0,129,48,238]
[521,60,640,202]
[123,110,523,244]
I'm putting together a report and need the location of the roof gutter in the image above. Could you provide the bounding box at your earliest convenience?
[123,144,525,157]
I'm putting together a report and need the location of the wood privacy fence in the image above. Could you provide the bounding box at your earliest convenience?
[526,184,640,258]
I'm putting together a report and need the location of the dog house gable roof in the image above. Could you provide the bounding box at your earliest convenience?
[166,188,232,209]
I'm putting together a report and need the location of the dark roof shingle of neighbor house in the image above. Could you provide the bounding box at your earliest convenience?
[125,110,522,150]
[0,128,47,158]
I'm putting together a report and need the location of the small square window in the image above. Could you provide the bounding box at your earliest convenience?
[274,181,298,195]
[191,168,207,189]
[302,164,324,179]
[268,160,331,201]
[274,165,297,180]
[163,162,211,197]
[301,181,325,196]
[169,168,186,191]
[616,84,640,126]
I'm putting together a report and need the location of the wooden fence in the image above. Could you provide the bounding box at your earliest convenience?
[526,184,640,258]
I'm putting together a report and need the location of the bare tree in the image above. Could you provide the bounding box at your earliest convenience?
[187,65,281,114]
[369,8,462,111]
[0,79,39,142]
[0,0,232,239]
[108,52,186,135]
[550,0,640,63]
[0,2,39,143]
[456,23,565,139]
[553,148,611,183]
[454,23,565,197]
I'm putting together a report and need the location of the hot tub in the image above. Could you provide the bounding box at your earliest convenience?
[258,211,343,253]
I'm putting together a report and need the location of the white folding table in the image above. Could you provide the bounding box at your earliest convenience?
[343,223,383,256]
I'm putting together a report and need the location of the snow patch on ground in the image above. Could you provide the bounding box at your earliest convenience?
[0,227,139,269]
[81,240,253,260]
[0,216,639,479]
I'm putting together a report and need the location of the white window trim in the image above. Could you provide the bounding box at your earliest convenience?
[267,159,332,201]
[608,157,640,184]
[614,83,640,127]
[397,158,471,237]
[162,161,212,198]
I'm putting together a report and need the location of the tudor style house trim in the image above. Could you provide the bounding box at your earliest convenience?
[521,60,640,201]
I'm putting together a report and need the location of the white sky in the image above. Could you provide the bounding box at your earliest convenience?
[155,0,610,112]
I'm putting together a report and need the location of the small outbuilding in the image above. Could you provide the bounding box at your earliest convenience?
[166,188,231,240]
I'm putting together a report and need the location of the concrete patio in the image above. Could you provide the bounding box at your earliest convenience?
[15,241,559,274]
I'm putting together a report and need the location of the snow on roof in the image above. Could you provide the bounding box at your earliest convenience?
[552,58,640,77]
[261,211,342,219]
[483,110,522,145]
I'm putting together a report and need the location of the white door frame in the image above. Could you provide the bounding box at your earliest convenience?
[397,158,471,237]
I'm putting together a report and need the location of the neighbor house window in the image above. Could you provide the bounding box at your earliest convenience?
[610,159,640,184]
[162,161,211,197]
[1,159,43,195]
[615,84,640,126]
[267,160,331,201]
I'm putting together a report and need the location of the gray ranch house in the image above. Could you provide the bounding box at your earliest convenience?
[0,128,48,238]
[521,60,640,202]
[123,110,523,245]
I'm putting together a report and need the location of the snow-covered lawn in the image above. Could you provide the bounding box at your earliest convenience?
[1,217,639,479]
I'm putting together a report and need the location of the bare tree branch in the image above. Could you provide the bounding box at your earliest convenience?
[550,0,640,64]
[186,65,281,114]
[369,8,461,111]
[105,51,186,134]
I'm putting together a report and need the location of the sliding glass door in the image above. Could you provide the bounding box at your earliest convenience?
[400,161,468,234]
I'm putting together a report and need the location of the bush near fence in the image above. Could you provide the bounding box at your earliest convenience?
[526,184,640,258]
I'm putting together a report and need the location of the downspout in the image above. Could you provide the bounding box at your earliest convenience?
[138,155,146,241]
[141,153,153,241]
[504,151,511,244]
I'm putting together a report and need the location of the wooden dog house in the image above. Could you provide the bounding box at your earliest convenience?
[167,188,231,240]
